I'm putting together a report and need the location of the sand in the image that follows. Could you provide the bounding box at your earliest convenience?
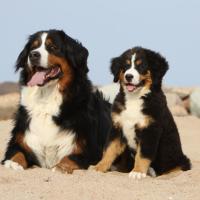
[0,116,200,200]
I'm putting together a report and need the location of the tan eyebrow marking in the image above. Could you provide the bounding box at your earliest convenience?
[45,38,53,46]
[135,59,142,65]
[126,59,131,65]
[31,40,40,49]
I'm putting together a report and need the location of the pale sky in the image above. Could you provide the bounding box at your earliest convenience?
[0,0,199,86]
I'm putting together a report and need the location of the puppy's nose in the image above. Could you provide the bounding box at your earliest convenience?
[125,74,133,82]
[29,51,40,60]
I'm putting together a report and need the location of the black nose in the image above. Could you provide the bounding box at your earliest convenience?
[125,74,134,82]
[29,51,40,61]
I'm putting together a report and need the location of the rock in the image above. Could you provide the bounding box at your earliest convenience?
[169,105,188,116]
[0,93,19,120]
[165,93,188,116]
[163,86,195,99]
[190,88,200,118]
[0,82,19,95]
[165,93,182,107]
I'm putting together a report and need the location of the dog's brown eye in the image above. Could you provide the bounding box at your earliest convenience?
[50,46,55,50]
[124,64,130,70]
[49,45,58,51]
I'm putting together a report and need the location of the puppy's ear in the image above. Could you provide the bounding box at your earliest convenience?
[145,49,169,87]
[15,42,30,72]
[64,33,89,73]
[110,57,122,82]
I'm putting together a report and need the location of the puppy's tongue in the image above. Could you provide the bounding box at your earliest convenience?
[126,84,136,92]
[27,71,46,87]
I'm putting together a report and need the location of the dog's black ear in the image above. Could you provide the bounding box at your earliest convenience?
[15,42,30,72]
[110,57,122,82]
[63,33,89,73]
[145,49,169,88]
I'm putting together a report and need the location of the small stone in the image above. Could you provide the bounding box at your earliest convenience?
[190,88,200,118]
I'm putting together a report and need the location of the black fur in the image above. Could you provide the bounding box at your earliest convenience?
[109,47,191,175]
[2,30,112,170]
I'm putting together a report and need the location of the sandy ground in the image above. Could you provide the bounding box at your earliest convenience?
[0,116,200,200]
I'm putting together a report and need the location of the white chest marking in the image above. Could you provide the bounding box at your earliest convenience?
[21,84,75,168]
[113,91,148,149]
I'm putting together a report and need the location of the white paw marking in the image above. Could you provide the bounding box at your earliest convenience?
[88,165,95,170]
[51,167,56,172]
[4,160,24,171]
[148,167,156,177]
[129,171,146,179]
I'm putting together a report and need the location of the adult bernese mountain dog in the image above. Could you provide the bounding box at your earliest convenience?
[91,47,191,179]
[2,29,112,173]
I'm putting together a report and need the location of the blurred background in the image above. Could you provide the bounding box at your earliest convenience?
[0,0,200,120]
[0,0,200,86]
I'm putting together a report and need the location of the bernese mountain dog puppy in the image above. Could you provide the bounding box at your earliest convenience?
[91,47,191,179]
[1,29,112,173]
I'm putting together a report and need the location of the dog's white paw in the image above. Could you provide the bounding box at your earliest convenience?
[129,171,146,179]
[148,167,156,177]
[4,160,24,171]
[88,165,95,170]
[51,167,56,172]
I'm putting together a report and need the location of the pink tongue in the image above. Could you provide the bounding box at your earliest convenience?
[126,84,135,92]
[27,71,46,87]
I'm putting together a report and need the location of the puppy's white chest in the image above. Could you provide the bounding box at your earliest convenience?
[21,85,75,168]
[114,97,145,149]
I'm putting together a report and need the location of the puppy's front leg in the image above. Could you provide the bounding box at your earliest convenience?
[91,138,126,172]
[129,144,151,179]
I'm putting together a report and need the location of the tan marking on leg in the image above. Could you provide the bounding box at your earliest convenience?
[92,138,126,172]
[11,152,28,169]
[163,166,182,175]
[159,167,183,179]
[16,133,32,153]
[53,137,86,173]
[73,138,86,155]
[54,156,80,174]
[132,145,151,174]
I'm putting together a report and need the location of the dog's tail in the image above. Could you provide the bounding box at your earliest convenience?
[180,154,191,171]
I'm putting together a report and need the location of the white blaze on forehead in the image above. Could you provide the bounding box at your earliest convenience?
[124,54,140,85]
[131,54,136,66]
[28,33,49,68]
[36,33,48,68]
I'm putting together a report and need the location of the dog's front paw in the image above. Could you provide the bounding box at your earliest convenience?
[89,162,109,173]
[4,160,24,171]
[129,171,146,179]
[52,163,74,174]
[148,167,156,177]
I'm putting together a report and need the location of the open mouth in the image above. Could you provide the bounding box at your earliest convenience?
[27,65,62,87]
[125,83,138,92]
